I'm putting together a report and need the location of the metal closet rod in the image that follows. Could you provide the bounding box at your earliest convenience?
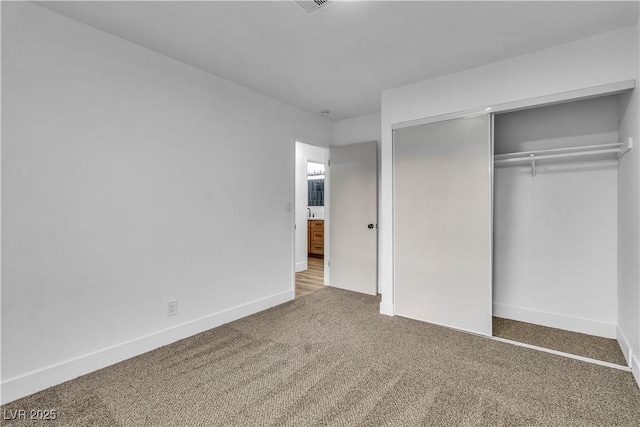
[493,138,633,177]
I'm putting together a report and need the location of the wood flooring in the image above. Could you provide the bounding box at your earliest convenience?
[295,255,325,298]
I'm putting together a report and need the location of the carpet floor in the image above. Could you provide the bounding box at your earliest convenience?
[3,287,640,426]
[493,316,628,366]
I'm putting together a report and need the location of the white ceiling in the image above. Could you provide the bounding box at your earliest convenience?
[34,1,639,121]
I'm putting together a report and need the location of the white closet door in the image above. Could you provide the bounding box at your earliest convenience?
[394,115,493,336]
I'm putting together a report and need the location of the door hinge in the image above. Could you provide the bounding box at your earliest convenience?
[328,260,330,267]
[328,160,330,166]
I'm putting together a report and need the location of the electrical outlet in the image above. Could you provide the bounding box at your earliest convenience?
[167,300,177,316]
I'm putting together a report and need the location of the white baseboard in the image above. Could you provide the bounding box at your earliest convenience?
[493,303,616,338]
[618,326,640,389]
[1,290,294,405]
[617,327,633,367]
[632,353,640,389]
[379,301,394,316]
[295,261,308,272]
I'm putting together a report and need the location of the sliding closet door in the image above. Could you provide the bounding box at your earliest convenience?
[394,115,493,336]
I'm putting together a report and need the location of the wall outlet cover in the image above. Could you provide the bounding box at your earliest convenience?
[168,300,177,316]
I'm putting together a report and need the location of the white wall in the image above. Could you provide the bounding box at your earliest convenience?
[333,112,381,147]
[380,25,639,317]
[1,2,332,403]
[617,21,640,384]
[295,142,328,272]
[493,96,619,338]
[494,96,621,154]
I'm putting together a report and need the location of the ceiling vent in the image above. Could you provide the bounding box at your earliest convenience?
[295,0,331,14]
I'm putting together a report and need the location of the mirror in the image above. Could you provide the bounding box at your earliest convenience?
[307,161,324,207]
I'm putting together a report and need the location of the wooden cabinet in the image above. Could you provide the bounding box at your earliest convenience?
[308,220,324,255]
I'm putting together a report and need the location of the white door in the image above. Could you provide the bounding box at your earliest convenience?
[330,141,377,295]
[393,115,493,336]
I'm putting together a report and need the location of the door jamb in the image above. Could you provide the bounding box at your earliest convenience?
[293,139,330,292]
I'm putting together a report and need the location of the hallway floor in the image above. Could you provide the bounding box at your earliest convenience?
[295,256,325,298]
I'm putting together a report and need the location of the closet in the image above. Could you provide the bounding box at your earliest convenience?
[393,82,634,363]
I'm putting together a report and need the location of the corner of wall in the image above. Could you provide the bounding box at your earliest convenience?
[618,326,634,367]
[379,301,394,316]
[632,354,640,389]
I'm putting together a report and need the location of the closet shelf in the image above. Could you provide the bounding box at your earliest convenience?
[494,138,633,177]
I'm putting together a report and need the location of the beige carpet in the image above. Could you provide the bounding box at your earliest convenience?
[493,316,628,366]
[3,287,640,426]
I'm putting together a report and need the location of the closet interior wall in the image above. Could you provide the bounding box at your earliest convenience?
[493,95,621,338]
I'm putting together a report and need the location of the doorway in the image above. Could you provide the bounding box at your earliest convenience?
[294,141,328,298]
[490,95,627,366]
[293,140,379,299]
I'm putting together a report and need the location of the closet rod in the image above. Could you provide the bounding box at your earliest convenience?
[495,147,621,165]
[494,138,633,176]
[494,142,623,160]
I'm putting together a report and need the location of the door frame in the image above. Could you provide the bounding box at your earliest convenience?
[293,139,330,290]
